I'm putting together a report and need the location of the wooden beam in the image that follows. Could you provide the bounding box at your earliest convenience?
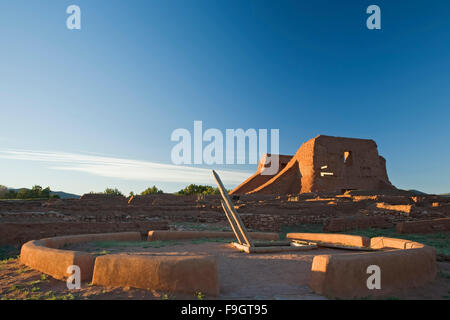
[220,200,244,245]
[232,242,317,254]
[252,240,291,247]
[212,170,253,247]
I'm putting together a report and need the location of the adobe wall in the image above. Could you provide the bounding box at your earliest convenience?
[41,232,142,249]
[231,154,293,194]
[79,194,127,203]
[310,136,394,193]
[3,191,449,246]
[20,240,95,281]
[230,135,395,195]
[0,221,168,246]
[20,232,437,299]
[305,235,436,298]
[20,231,221,296]
[92,254,220,296]
[396,218,450,234]
[20,232,141,281]
[234,140,315,195]
[286,233,370,247]
[323,216,392,232]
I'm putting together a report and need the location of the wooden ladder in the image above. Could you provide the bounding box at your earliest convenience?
[213,170,318,254]
[212,170,254,247]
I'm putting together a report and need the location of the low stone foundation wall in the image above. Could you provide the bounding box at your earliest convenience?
[323,216,392,232]
[20,240,95,281]
[41,232,142,249]
[20,232,141,281]
[19,231,221,296]
[286,233,370,247]
[240,213,327,232]
[396,218,450,234]
[19,231,437,299]
[92,254,219,296]
[375,203,414,215]
[1,221,168,246]
[306,235,436,298]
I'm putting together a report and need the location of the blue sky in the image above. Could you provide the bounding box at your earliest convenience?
[0,0,449,195]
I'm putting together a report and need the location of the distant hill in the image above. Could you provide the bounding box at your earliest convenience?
[407,189,428,195]
[406,190,450,197]
[7,188,80,199]
[49,191,80,199]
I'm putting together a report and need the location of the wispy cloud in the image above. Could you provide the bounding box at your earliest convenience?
[0,150,252,185]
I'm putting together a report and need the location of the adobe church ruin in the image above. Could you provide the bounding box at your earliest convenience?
[230,135,395,195]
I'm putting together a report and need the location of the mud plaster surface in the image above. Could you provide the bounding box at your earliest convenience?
[2,243,449,300]
[65,241,368,299]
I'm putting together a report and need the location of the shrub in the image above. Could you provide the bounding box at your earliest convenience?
[5,190,17,199]
[16,188,31,199]
[0,185,7,198]
[1,185,53,200]
[176,184,220,196]
[103,188,124,196]
[141,186,164,195]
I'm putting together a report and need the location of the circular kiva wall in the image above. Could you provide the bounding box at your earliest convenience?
[19,231,279,297]
[20,231,437,298]
[286,233,437,298]
[20,232,221,296]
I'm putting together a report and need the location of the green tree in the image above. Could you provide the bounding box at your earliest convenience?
[30,185,43,198]
[103,188,124,196]
[0,185,7,198]
[5,190,17,199]
[41,187,51,199]
[16,188,31,199]
[0,185,56,199]
[141,186,164,195]
[176,184,220,196]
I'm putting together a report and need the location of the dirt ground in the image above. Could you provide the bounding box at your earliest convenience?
[1,241,449,300]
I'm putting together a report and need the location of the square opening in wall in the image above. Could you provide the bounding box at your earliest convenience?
[344,151,352,165]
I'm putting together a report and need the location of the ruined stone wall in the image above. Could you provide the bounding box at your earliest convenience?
[310,135,394,193]
[230,154,293,194]
[230,135,395,195]
[0,221,168,246]
[2,191,449,246]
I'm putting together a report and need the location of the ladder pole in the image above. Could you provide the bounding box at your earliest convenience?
[221,200,244,245]
[212,170,253,247]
